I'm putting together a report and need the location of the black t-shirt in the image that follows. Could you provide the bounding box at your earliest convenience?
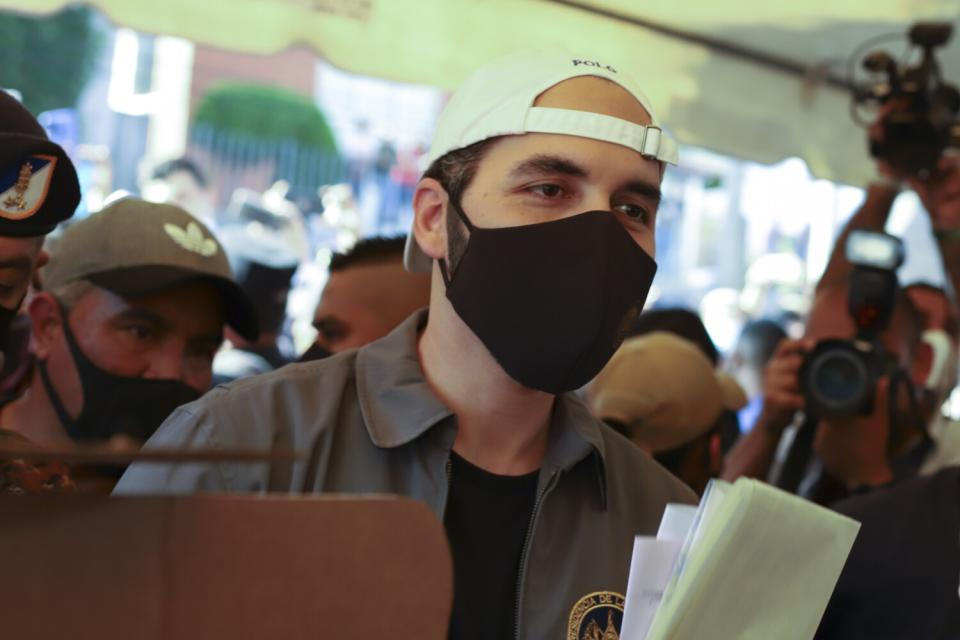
[444,451,539,640]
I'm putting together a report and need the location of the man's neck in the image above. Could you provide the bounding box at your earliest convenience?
[0,370,72,446]
[418,297,553,477]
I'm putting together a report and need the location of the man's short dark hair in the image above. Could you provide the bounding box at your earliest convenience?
[420,139,498,275]
[150,157,208,188]
[421,139,497,207]
[329,236,407,273]
[629,308,719,365]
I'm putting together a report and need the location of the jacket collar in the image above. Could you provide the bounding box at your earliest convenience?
[355,309,609,507]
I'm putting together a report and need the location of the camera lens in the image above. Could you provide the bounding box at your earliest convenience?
[815,355,864,404]
[805,348,869,413]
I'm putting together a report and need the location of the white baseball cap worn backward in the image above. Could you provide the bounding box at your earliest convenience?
[403,49,680,273]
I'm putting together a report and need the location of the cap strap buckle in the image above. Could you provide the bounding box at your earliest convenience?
[640,125,662,160]
[523,107,679,165]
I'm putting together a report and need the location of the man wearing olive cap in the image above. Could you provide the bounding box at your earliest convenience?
[0,199,258,471]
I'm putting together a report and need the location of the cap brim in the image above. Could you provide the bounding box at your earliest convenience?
[87,265,261,342]
[716,373,748,411]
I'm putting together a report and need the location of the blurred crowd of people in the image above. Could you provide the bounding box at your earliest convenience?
[3,46,960,639]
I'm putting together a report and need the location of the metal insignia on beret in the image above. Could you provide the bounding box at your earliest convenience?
[0,154,57,221]
[567,591,625,640]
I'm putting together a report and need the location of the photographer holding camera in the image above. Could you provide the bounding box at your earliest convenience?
[723,269,932,502]
[815,27,960,638]
[723,24,960,637]
[725,24,960,501]
[806,167,960,639]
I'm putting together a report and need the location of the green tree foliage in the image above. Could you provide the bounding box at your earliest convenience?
[193,83,338,153]
[0,7,103,113]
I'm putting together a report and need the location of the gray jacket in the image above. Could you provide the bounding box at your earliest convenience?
[116,311,696,639]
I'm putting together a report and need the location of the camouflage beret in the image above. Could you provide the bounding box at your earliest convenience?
[0,91,80,237]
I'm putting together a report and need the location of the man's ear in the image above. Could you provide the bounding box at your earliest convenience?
[412,177,448,263]
[28,293,63,359]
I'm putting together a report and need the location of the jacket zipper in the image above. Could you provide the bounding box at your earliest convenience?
[513,468,559,640]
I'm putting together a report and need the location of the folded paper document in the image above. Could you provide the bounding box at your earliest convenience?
[622,478,860,640]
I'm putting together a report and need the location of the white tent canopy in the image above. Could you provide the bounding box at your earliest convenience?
[5,0,960,185]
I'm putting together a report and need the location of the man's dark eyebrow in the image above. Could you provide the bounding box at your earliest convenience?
[508,154,663,204]
[623,180,663,205]
[111,307,170,329]
[508,154,589,180]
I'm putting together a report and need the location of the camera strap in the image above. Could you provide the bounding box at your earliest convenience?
[887,368,934,479]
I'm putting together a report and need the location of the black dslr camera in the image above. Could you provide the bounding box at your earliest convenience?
[853,22,960,176]
[799,231,905,418]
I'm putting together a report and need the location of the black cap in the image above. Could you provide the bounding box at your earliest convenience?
[0,90,80,237]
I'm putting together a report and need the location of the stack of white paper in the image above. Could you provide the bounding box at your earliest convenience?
[620,504,697,639]
[621,478,861,640]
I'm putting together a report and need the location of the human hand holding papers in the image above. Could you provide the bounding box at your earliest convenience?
[620,478,861,640]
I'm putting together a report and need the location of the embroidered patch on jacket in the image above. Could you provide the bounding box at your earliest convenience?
[164,221,218,257]
[0,154,57,220]
[568,591,625,640]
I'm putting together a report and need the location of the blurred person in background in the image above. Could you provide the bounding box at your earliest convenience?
[0,89,81,493]
[308,236,430,355]
[723,282,931,505]
[628,307,741,454]
[725,318,787,434]
[815,461,960,639]
[589,332,747,495]
[141,157,217,230]
[213,225,299,383]
[0,199,257,490]
[226,183,311,262]
[811,92,960,638]
[723,107,960,502]
[628,307,719,364]
[809,114,960,472]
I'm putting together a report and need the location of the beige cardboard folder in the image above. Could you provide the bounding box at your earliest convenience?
[0,494,453,639]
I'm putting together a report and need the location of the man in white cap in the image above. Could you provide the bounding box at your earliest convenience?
[116,50,695,639]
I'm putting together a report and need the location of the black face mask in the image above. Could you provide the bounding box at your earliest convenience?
[441,203,657,394]
[38,304,201,443]
[0,300,22,371]
[298,341,331,363]
[0,301,19,343]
